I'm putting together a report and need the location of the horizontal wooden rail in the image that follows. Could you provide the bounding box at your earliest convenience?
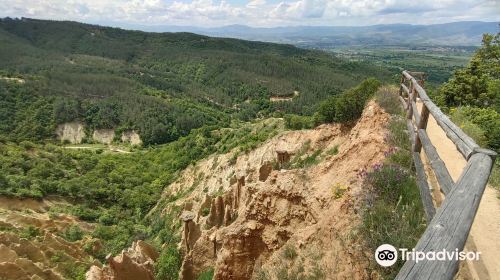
[395,71,497,280]
[417,129,454,194]
[402,71,479,159]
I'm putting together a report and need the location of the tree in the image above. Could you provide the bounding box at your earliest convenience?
[438,33,499,110]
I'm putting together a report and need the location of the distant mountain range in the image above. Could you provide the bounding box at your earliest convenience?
[138,21,498,47]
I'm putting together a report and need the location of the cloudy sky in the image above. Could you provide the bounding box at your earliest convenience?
[1,0,499,28]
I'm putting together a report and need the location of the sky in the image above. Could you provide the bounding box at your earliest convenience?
[1,0,499,28]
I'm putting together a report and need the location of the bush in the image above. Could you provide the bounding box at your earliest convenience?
[19,140,35,150]
[314,97,337,124]
[326,145,339,156]
[200,207,210,217]
[451,107,499,152]
[436,34,499,110]
[316,78,381,124]
[284,114,314,130]
[61,224,84,242]
[155,245,182,280]
[282,245,298,260]
[375,86,403,115]
[20,225,41,239]
[197,268,214,280]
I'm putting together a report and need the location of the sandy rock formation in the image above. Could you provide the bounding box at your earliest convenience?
[92,129,115,144]
[120,130,142,145]
[0,196,96,280]
[85,240,159,280]
[157,101,391,279]
[56,122,85,144]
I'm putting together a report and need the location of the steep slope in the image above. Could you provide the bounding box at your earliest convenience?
[151,101,391,279]
[0,197,97,280]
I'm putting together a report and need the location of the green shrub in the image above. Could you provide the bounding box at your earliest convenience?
[61,224,84,242]
[314,96,337,124]
[375,86,403,115]
[316,78,381,124]
[155,245,182,280]
[326,145,339,156]
[20,225,41,239]
[197,268,214,280]
[451,107,499,152]
[284,114,314,130]
[490,162,500,191]
[19,140,35,150]
[436,34,499,110]
[201,207,210,217]
[282,245,298,260]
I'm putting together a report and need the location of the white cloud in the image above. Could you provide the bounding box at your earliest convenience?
[0,0,498,27]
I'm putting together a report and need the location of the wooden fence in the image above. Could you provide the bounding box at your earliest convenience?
[395,71,497,279]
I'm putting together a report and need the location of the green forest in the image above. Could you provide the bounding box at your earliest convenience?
[0,17,391,145]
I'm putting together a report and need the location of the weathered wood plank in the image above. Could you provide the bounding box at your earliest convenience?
[402,71,478,159]
[402,70,413,81]
[411,101,421,125]
[406,84,415,120]
[414,104,430,152]
[401,83,410,97]
[418,104,430,130]
[413,152,436,222]
[395,152,493,280]
[472,147,498,160]
[418,129,454,194]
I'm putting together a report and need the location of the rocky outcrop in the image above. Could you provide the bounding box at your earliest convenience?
[120,130,142,146]
[92,129,115,144]
[258,162,273,182]
[85,240,158,280]
[0,196,96,280]
[158,101,391,280]
[56,122,85,144]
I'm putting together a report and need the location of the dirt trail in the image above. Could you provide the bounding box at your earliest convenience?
[63,145,132,153]
[420,101,500,279]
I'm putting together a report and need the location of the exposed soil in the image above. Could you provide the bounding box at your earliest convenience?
[0,196,97,280]
[154,101,392,279]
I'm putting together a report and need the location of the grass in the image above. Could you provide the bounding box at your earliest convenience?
[490,162,500,194]
[280,140,323,169]
[326,145,339,156]
[449,107,499,192]
[256,245,325,280]
[360,95,427,279]
[19,225,41,239]
[375,86,403,115]
[197,268,214,280]
[283,245,298,260]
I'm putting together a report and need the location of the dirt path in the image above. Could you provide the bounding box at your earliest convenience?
[64,145,132,154]
[421,101,500,279]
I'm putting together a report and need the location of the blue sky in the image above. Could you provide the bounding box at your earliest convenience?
[1,0,499,28]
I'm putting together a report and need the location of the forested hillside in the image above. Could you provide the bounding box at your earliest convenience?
[0,17,391,145]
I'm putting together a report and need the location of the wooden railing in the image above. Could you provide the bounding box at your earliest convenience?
[395,71,497,279]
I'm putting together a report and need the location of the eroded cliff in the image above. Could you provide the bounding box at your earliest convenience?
[154,101,391,279]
